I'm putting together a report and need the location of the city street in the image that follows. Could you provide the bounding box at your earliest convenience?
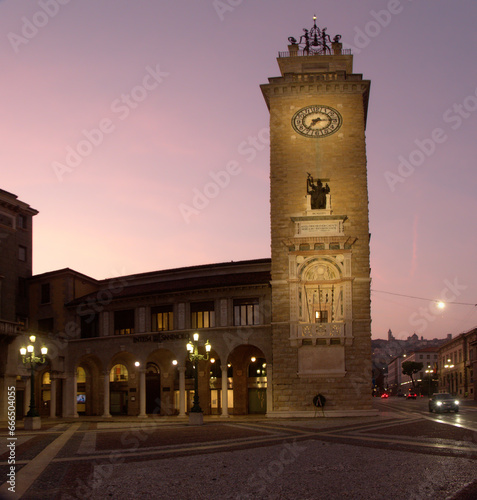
[1,398,476,500]
[375,396,477,429]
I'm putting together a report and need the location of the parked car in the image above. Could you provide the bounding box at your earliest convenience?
[428,393,459,413]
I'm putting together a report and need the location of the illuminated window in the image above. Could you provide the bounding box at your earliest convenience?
[77,367,86,383]
[151,305,173,331]
[314,310,329,323]
[42,372,51,385]
[114,309,135,335]
[191,302,215,329]
[233,299,260,326]
[110,364,128,382]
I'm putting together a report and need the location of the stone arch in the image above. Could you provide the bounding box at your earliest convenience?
[296,256,348,325]
[145,348,177,415]
[227,344,268,415]
[207,350,225,415]
[37,359,52,417]
[298,256,343,281]
[108,351,136,415]
[76,354,103,416]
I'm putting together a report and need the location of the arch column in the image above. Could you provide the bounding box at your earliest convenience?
[50,375,57,418]
[24,376,31,416]
[266,364,273,415]
[102,371,111,418]
[138,369,147,418]
[178,367,186,417]
[72,371,79,418]
[220,364,229,417]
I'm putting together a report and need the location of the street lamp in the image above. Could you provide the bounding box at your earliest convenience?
[425,365,433,396]
[20,335,47,429]
[444,358,454,394]
[186,332,211,425]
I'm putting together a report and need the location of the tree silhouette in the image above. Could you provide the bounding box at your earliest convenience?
[402,361,423,389]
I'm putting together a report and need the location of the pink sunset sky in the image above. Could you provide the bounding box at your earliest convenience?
[1,0,476,340]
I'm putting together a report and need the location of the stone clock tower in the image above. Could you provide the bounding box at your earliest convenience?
[261,18,374,416]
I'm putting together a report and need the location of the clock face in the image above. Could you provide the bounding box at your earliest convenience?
[292,105,342,138]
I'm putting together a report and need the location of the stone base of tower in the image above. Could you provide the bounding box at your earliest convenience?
[270,323,375,416]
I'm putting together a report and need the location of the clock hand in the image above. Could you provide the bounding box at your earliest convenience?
[310,116,329,126]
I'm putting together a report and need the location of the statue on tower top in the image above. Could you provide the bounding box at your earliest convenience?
[288,16,341,55]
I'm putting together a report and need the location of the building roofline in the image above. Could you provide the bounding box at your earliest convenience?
[97,258,272,284]
[63,258,271,307]
[30,268,99,284]
[0,189,39,215]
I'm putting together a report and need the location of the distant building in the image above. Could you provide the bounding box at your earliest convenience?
[401,347,439,395]
[387,355,404,395]
[375,332,450,395]
[438,328,476,398]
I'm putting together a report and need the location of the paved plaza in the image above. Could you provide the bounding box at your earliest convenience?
[1,405,477,500]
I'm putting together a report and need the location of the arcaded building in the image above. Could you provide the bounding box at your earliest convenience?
[6,19,377,420]
[25,260,271,418]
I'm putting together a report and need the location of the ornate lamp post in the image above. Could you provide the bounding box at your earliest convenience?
[186,333,211,425]
[20,335,48,429]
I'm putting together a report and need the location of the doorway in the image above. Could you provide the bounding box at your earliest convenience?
[146,363,161,414]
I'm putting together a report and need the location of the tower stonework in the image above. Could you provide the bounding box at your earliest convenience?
[261,22,375,416]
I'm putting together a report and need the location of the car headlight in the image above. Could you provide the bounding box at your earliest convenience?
[436,401,442,406]
[454,400,459,405]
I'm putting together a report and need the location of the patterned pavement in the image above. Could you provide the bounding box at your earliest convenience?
[1,402,477,499]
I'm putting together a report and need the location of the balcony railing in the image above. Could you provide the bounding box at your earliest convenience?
[290,322,347,346]
[0,319,22,336]
[300,322,344,337]
[278,49,352,58]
